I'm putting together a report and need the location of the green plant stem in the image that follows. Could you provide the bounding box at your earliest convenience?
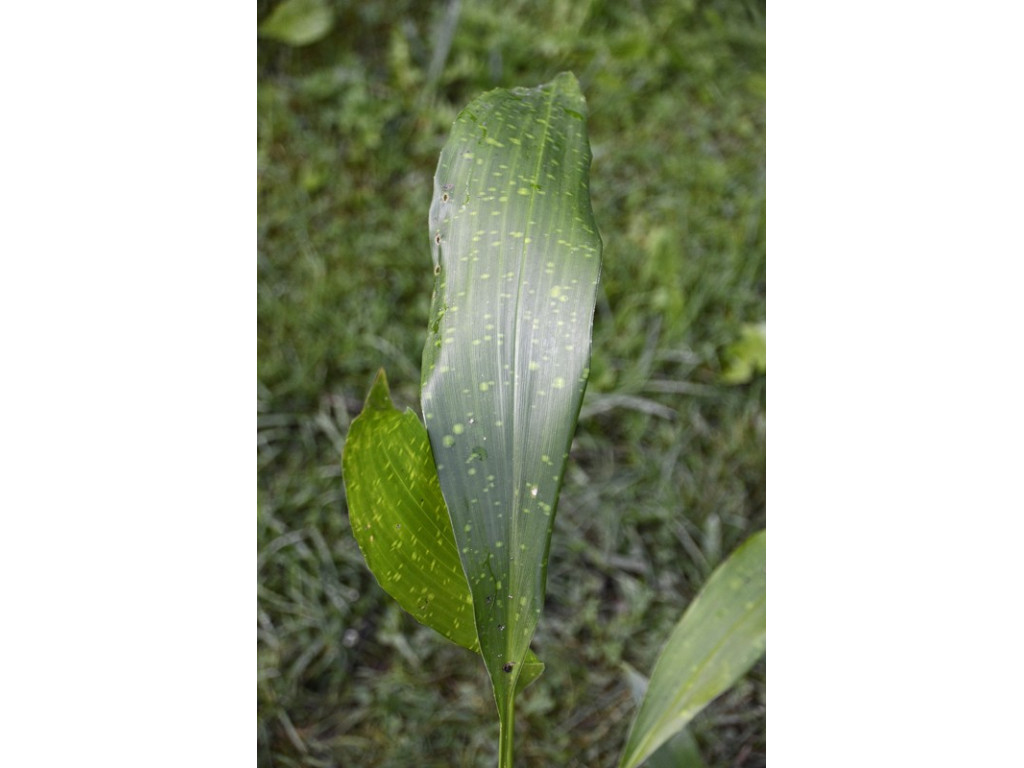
[498,693,515,768]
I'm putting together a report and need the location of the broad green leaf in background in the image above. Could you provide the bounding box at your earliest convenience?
[343,370,543,691]
[618,531,766,768]
[420,72,601,760]
[258,0,334,47]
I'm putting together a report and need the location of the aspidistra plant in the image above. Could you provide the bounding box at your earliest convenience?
[344,72,600,765]
[343,73,766,767]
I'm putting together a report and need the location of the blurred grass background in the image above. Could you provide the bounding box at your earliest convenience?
[258,0,765,765]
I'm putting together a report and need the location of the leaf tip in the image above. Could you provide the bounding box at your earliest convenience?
[364,368,394,411]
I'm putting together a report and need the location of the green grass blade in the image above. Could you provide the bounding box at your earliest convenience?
[342,369,545,691]
[420,72,601,722]
[618,531,766,768]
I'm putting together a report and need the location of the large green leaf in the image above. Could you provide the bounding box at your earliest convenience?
[420,72,601,752]
[618,531,766,768]
[343,369,543,691]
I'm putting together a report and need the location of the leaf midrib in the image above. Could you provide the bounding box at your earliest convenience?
[504,82,559,681]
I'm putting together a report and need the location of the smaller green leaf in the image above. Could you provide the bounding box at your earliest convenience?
[343,370,543,691]
[618,531,766,768]
[643,729,706,768]
[259,0,334,47]
[622,664,706,768]
[721,323,766,384]
[344,369,477,650]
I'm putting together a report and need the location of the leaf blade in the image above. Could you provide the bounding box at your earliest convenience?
[420,72,601,705]
[343,369,478,650]
[618,531,767,768]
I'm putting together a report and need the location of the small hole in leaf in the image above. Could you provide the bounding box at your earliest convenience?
[503,663,514,673]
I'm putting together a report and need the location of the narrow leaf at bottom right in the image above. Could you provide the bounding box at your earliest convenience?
[618,530,766,768]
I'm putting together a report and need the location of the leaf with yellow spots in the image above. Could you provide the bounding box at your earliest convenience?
[343,369,543,692]
[421,71,601,761]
